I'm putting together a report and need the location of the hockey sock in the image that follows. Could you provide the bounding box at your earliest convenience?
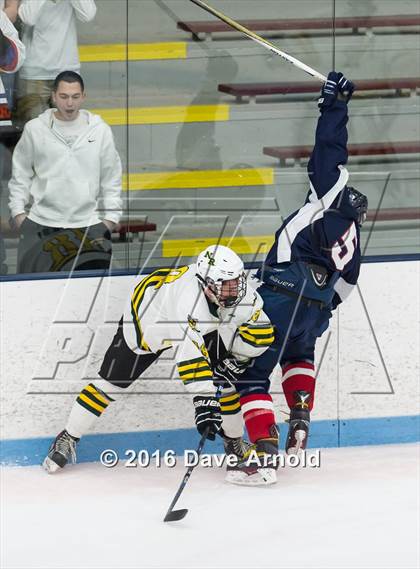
[240,392,276,443]
[65,380,125,439]
[219,388,243,439]
[282,361,316,411]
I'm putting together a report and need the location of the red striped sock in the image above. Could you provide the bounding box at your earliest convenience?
[240,393,276,443]
[282,362,316,410]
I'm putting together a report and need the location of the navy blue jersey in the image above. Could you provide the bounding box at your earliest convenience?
[259,98,361,305]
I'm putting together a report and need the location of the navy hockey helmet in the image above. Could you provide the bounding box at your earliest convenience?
[347,187,368,226]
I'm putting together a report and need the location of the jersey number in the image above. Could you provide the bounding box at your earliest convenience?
[331,223,357,270]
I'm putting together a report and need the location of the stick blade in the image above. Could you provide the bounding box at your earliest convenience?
[163,508,188,522]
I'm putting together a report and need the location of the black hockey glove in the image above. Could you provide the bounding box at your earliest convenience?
[193,395,222,441]
[318,71,354,109]
[213,356,250,387]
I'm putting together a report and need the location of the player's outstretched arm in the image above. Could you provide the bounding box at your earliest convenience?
[308,71,355,200]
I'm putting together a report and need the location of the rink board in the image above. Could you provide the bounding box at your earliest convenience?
[1,415,419,467]
[0,259,419,466]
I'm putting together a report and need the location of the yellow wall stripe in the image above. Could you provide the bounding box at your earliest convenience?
[79,42,187,62]
[162,235,274,257]
[91,104,230,126]
[123,168,273,191]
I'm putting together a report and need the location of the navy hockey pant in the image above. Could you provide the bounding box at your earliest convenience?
[235,284,332,395]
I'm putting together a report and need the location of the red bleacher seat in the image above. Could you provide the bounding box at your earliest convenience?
[0,220,156,239]
[366,208,419,222]
[263,141,420,165]
[177,15,420,40]
[219,78,420,103]
[116,221,156,242]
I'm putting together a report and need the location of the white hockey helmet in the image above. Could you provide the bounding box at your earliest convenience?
[196,244,247,308]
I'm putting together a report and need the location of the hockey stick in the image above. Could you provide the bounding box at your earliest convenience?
[188,0,327,82]
[163,385,223,522]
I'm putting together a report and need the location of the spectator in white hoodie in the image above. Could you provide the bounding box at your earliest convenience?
[16,0,96,123]
[8,70,122,273]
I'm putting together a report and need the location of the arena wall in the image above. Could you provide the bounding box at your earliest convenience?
[0,259,419,466]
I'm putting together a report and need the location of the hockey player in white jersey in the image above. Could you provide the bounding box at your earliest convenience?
[43,245,276,484]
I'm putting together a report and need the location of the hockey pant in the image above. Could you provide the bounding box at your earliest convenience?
[234,283,333,420]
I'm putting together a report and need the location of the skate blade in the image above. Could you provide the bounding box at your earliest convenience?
[286,429,306,456]
[226,468,277,486]
[42,456,61,474]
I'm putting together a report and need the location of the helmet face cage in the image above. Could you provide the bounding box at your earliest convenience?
[204,272,247,308]
[347,186,368,226]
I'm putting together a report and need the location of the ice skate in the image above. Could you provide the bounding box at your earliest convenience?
[223,435,253,484]
[225,433,278,486]
[285,390,311,456]
[42,430,79,474]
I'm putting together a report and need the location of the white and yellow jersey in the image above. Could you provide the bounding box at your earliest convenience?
[122,265,275,394]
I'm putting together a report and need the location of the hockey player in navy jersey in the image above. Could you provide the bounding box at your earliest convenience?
[216,71,368,469]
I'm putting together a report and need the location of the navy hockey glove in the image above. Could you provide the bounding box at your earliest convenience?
[318,71,354,109]
[336,72,355,101]
[213,356,250,387]
[193,395,223,441]
[318,71,340,109]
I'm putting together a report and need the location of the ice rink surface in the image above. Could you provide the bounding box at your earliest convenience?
[1,443,419,569]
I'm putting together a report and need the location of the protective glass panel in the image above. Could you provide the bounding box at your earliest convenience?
[0,0,419,277]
